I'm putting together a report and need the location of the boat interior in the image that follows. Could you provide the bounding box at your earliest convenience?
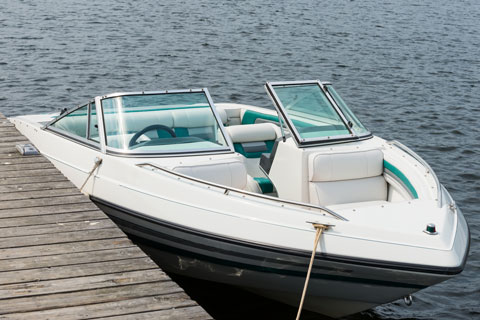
[44,82,436,223]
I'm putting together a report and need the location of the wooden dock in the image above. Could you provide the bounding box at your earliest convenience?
[0,113,212,319]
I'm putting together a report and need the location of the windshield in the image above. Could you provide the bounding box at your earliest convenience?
[267,82,369,144]
[101,91,230,154]
[324,84,369,136]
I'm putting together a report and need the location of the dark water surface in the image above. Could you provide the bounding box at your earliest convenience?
[1,0,479,319]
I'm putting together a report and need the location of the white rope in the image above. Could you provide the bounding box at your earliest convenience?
[296,223,329,320]
[79,157,102,192]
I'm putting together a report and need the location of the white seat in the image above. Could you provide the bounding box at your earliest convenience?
[308,149,387,206]
[172,160,261,193]
[225,123,280,144]
[224,123,280,195]
[215,107,228,125]
[172,108,217,138]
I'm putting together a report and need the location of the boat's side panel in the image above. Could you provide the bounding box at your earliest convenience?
[92,196,452,318]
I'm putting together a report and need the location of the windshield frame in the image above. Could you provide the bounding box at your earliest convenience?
[98,88,235,157]
[265,80,371,147]
[44,99,102,151]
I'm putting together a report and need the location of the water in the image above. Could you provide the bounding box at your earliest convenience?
[1,0,479,318]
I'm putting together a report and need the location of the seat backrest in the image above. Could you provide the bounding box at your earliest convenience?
[215,107,228,125]
[225,123,280,158]
[121,110,174,134]
[104,107,217,143]
[173,161,246,190]
[308,149,387,206]
[172,108,217,139]
[171,160,261,193]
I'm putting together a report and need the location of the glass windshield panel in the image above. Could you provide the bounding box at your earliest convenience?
[101,92,229,153]
[272,84,350,140]
[50,104,88,138]
[325,85,369,135]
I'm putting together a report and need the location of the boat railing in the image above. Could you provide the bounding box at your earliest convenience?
[137,163,348,221]
[387,140,442,207]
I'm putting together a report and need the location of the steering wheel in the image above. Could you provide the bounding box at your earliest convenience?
[128,124,176,148]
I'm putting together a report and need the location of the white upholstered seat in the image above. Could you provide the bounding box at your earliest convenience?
[225,123,280,144]
[308,149,387,206]
[172,160,261,193]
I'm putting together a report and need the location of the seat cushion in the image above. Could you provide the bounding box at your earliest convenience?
[309,176,388,206]
[226,123,279,143]
[226,123,280,158]
[308,149,386,206]
[309,149,384,182]
[215,107,228,125]
[172,161,247,190]
[253,177,274,194]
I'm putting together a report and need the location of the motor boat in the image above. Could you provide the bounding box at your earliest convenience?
[10,81,470,318]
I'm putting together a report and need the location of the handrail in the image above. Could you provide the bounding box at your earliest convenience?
[387,140,442,207]
[137,163,348,221]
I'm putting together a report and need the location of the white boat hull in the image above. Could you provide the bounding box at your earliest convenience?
[92,196,468,318]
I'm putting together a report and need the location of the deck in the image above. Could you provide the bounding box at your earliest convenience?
[0,113,211,319]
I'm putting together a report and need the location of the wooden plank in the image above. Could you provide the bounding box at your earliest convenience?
[0,257,158,286]
[0,187,81,201]
[0,127,18,133]
[0,246,143,271]
[0,168,60,178]
[0,219,115,238]
[0,194,91,210]
[0,156,50,164]
[0,292,198,320]
[0,180,75,193]
[0,161,55,172]
[0,228,125,249]
[0,281,183,315]
[100,306,212,320]
[0,146,19,154]
[0,141,30,148]
[0,174,69,186]
[0,269,168,298]
[0,202,100,219]
[0,238,135,260]
[0,135,31,143]
[0,153,40,160]
[0,210,105,227]
[0,187,80,201]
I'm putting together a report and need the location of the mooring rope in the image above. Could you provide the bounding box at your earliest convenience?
[296,223,330,320]
[79,157,103,192]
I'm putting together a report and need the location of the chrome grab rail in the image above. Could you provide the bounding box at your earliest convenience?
[387,140,442,207]
[137,163,348,221]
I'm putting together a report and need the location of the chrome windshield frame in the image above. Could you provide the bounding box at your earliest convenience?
[43,100,102,150]
[323,83,372,139]
[265,80,371,147]
[43,99,95,129]
[98,88,235,157]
